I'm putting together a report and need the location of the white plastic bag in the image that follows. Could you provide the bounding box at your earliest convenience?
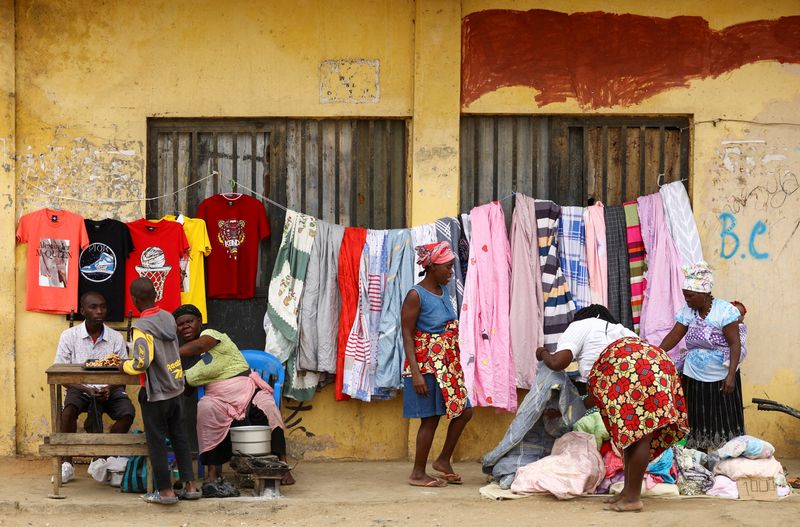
[88,458,109,483]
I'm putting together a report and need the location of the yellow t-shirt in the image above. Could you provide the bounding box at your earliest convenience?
[162,215,212,322]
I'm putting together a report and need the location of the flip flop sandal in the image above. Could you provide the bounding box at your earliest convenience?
[436,472,463,485]
[142,491,179,505]
[178,488,202,500]
[408,478,447,488]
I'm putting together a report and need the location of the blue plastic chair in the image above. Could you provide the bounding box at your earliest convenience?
[240,349,284,407]
[196,350,284,407]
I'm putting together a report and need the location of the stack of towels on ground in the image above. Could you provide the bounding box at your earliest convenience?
[484,402,792,500]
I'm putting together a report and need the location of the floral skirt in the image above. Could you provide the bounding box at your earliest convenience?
[588,337,689,459]
[403,320,468,419]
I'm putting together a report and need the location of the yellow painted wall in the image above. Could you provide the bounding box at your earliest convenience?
[461,1,800,457]
[11,0,418,457]
[4,0,800,461]
[0,0,16,456]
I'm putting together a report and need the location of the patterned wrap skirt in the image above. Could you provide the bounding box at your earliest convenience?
[403,320,468,419]
[588,337,689,458]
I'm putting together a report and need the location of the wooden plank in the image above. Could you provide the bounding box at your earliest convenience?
[459,118,475,211]
[663,128,681,183]
[40,444,150,457]
[177,133,191,214]
[285,121,302,211]
[265,121,286,289]
[236,133,251,194]
[354,120,370,227]
[45,364,143,385]
[255,132,268,200]
[624,126,641,202]
[158,132,174,218]
[46,433,147,445]
[338,121,353,226]
[585,127,603,202]
[643,127,662,196]
[534,118,548,199]
[389,120,406,228]
[605,127,623,206]
[198,132,215,197]
[567,126,584,205]
[477,116,495,206]
[496,116,514,220]
[171,132,180,214]
[371,121,388,229]
[549,120,568,204]
[217,133,234,193]
[145,125,159,218]
[321,121,337,223]
[514,117,533,198]
[49,384,59,434]
[638,126,647,197]
[679,125,691,192]
[304,121,320,218]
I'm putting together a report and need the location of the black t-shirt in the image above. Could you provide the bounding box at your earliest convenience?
[76,219,134,321]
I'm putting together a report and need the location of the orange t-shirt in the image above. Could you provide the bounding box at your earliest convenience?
[16,208,89,314]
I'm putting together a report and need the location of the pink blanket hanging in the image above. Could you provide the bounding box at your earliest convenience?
[459,201,516,412]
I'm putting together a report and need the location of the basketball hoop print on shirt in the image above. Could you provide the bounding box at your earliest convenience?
[79,242,116,283]
[218,219,246,259]
[136,246,172,302]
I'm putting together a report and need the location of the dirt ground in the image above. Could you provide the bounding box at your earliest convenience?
[0,457,798,526]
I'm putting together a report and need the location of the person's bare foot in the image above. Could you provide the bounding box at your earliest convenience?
[604,493,624,504]
[431,459,454,475]
[281,471,296,486]
[604,499,643,512]
[184,482,199,493]
[408,474,447,487]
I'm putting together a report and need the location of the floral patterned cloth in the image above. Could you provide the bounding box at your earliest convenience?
[588,337,689,459]
[403,320,468,419]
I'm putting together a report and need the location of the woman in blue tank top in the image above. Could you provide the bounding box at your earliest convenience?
[401,241,472,487]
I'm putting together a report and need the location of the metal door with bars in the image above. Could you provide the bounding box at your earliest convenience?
[460,115,691,221]
[147,118,408,349]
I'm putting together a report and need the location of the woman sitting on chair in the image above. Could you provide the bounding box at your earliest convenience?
[172,304,293,494]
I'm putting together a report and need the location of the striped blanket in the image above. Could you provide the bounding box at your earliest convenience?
[535,200,575,352]
[557,206,591,310]
[604,206,634,330]
[435,217,465,312]
[342,242,374,401]
[624,201,647,333]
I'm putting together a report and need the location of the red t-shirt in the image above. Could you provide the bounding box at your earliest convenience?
[125,219,189,316]
[16,208,89,314]
[197,194,270,299]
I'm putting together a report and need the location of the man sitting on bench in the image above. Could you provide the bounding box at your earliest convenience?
[54,291,135,483]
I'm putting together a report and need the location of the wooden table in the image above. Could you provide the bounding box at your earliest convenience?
[42,364,152,498]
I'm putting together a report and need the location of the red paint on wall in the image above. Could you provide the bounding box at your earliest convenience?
[462,10,800,108]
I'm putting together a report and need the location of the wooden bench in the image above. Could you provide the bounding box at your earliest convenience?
[40,433,153,497]
[44,364,152,498]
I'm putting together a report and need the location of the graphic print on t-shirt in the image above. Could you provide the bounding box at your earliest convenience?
[38,238,70,288]
[218,219,246,259]
[135,246,172,302]
[79,242,117,283]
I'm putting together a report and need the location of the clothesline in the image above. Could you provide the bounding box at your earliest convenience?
[25,168,688,235]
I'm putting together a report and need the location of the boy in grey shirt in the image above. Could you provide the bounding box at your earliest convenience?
[121,278,200,504]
